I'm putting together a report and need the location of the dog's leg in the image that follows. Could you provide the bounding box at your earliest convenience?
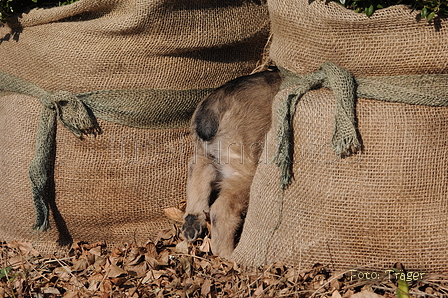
[209,165,251,259]
[182,155,217,241]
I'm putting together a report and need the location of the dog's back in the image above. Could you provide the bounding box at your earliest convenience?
[193,68,282,144]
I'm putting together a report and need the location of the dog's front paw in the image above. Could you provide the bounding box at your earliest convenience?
[182,214,206,241]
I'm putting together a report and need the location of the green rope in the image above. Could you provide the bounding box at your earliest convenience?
[275,62,448,189]
[0,70,213,231]
[28,106,56,231]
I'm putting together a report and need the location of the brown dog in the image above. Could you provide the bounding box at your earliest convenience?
[182,68,283,258]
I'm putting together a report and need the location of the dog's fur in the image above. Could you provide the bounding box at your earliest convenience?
[182,68,283,258]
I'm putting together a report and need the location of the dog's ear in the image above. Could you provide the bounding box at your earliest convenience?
[193,101,220,141]
[194,87,231,141]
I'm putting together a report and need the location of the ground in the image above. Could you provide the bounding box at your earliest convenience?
[1,209,447,297]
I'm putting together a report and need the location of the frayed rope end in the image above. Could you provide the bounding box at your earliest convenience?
[33,220,50,232]
[331,132,361,157]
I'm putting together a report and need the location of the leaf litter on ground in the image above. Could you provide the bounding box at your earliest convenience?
[1,208,448,297]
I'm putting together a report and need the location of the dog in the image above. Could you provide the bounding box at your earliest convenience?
[181,67,283,258]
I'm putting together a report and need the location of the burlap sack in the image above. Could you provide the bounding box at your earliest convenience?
[0,0,269,253]
[233,0,448,271]
[268,0,448,77]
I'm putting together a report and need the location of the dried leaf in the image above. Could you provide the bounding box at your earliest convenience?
[126,254,145,267]
[332,290,343,298]
[254,284,264,296]
[72,257,89,271]
[175,240,189,254]
[199,236,211,253]
[86,251,96,265]
[54,266,72,281]
[142,270,165,284]
[178,199,187,212]
[125,260,148,277]
[351,290,384,298]
[145,244,161,269]
[62,290,79,298]
[69,276,85,289]
[206,221,212,237]
[110,247,123,258]
[155,228,176,246]
[1,225,446,298]
[88,246,102,257]
[127,287,139,298]
[93,255,107,268]
[107,264,127,278]
[7,241,40,257]
[285,268,297,283]
[41,287,60,294]
[157,250,170,266]
[179,257,192,276]
[343,290,355,298]
[100,279,112,293]
[197,259,210,271]
[145,242,158,258]
[110,277,127,286]
[163,207,185,223]
[126,247,142,263]
[232,261,241,274]
[220,259,234,275]
[6,256,23,269]
[87,279,99,291]
[89,273,105,284]
[331,278,341,290]
[146,256,162,270]
[82,241,106,250]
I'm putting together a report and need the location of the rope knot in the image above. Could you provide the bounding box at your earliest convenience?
[42,90,100,138]
[275,62,361,189]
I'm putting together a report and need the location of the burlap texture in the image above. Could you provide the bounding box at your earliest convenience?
[1,0,269,92]
[233,0,448,271]
[268,0,448,77]
[0,0,269,253]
